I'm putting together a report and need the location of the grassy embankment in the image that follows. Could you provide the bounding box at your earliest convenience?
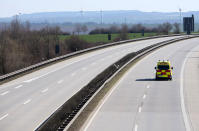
[59,33,158,43]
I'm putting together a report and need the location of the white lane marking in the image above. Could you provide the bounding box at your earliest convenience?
[101,58,105,61]
[41,88,48,93]
[134,124,138,131]
[143,94,146,99]
[23,78,38,83]
[1,91,9,96]
[83,66,133,131]
[15,85,23,89]
[71,72,76,77]
[23,99,31,105]
[57,80,64,84]
[91,62,96,66]
[82,67,87,71]
[146,85,150,89]
[0,114,8,121]
[138,107,142,113]
[22,49,116,83]
[180,53,192,131]
[123,50,127,53]
[108,55,112,58]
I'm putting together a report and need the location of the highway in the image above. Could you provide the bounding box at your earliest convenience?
[81,38,199,131]
[0,36,183,131]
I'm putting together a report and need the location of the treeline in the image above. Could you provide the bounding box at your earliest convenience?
[0,19,93,75]
[89,23,180,35]
[0,20,180,76]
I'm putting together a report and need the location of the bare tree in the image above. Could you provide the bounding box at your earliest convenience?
[130,24,145,33]
[173,23,180,34]
[109,25,119,33]
[81,25,88,34]
[119,24,128,40]
[25,21,31,32]
[10,18,21,39]
[74,24,81,35]
[160,22,173,35]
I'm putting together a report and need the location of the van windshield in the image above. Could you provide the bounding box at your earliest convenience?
[158,65,169,70]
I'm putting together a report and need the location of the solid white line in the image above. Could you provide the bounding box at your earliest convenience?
[180,55,191,131]
[22,50,112,83]
[41,88,48,93]
[134,124,138,131]
[23,99,31,105]
[82,67,87,71]
[91,62,96,66]
[15,85,23,89]
[23,78,38,83]
[101,58,105,61]
[1,91,9,96]
[83,66,133,131]
[57,80,64,84]
[138,107,142,113]
[143,94,146,99]
[0,114,8,121]
[71,72,76,77]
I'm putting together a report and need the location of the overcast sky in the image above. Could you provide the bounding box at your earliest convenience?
[1,0,199,17]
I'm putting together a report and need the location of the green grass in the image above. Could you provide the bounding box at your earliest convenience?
[59,33,158,44]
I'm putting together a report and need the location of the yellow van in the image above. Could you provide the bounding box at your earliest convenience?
[155,60,173,80]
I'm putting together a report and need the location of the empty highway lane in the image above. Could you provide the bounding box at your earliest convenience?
[81,38,199,131]
[0,36,183,131]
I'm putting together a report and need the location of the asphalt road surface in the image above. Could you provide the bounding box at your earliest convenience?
[81,38,199,131]
[0,36,184,131]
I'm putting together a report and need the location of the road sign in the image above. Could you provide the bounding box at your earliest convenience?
[183,15,194,35]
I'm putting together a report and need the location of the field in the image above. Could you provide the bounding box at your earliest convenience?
[59,33,158,43]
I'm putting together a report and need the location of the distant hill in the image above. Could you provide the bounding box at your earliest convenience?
[0,10,198,24]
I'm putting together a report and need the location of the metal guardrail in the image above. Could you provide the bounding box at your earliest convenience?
[36,35,199,131]
[0,34,183,82]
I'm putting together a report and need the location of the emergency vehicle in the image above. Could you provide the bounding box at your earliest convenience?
[155,60,173,80]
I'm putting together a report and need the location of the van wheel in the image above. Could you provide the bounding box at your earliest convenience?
[155,76,158,80]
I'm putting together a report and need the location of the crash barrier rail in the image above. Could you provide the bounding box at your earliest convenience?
[0,34,184,82]
[36,35,199,131]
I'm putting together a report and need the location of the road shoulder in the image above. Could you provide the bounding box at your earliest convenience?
[184,45,199,131]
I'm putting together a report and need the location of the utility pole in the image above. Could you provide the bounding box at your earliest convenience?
[179,8,182,31]
[80,9,83,23]
[80,9,83,17]
[100,10,103,25]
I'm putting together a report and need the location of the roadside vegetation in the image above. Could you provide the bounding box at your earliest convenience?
[0,19,180,75]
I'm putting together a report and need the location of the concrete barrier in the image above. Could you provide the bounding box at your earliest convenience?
[36,35,199,131]
[0,34,183,82]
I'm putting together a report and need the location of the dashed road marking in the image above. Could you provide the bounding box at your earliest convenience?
[0,114,8,121]
[1,91,9,96]
[134,124,138,131]
[71,72,76,77]
[143,94,146,99]
[41,88,48,93]
[82,67,87,71]
[138,107,142,113]
[23,77,38,83]
[146,85,150,89]
[15,85,23,89]
[57,80,64,84]
[101,58,105,61]
[23,99,31,105]
[91,62,96,66]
